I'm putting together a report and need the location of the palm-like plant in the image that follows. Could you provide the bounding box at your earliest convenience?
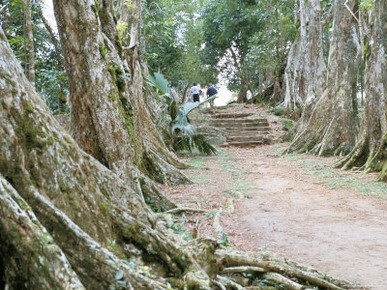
[147,73,217,155]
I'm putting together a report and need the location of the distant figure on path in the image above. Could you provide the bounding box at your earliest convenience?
[190,83,201,102]
[206,83,218,113]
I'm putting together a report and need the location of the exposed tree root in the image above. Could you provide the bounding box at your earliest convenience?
[222,266,266,274]
[0,177,84,289]
[213,209,224,234]
[164,207,207,214]
[262,272,305,289]
[246,84,274,105]
[214,249,354,289]
[216,275,245,289]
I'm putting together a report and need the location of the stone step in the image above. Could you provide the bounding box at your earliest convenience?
[213,122,269,129]
[221,140,267,147]
[221,126,270,132]
[212,113,252,119]
[226,135,265,142]
[211,118,268,125]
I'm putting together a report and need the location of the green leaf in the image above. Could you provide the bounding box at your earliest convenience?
[115,269,124,280]
[147,73,170,95]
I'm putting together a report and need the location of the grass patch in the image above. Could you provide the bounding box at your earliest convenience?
[216,150,254,196]
[283,152,387,199]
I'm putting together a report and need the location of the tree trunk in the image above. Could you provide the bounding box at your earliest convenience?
[283,37,305,114]
[0,177,84,289]
[284,0,326,119]
[52,0,189,208]
[1,4,8,39]
[265,67,273,87]
[0,29,208,287]
[120,0,189,181]
[258,68,264,93]
[38,4,65,72]
[283,0,307,114]
[236,80,249,103]
[37,3,67,112]
[336,1,387,181]
[182,84,190,103]
[287,0,360,156]
[26,0,35,85]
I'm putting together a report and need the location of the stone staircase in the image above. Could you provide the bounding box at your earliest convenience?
[211,113,271,147]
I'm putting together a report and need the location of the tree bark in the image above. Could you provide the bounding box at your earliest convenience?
[26,0,35,85]
[284,0,326,119]
[120,0,189,181]
[287,0,360,156]
[37,4,65,72]
[236,80,249,103]
[1,4,8,39]
[283,37,305,115]
[52,0,189,210]
[0,29,210,287]
[336,0,387,181]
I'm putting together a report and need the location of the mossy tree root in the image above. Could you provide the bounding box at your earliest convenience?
[336,133,387,181]
[0,177,84,289]
[214,249,354,289]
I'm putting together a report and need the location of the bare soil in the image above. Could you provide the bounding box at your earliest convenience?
[162,105,387,289]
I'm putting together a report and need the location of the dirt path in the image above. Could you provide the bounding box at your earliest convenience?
[223,147,387,289]
[163,107,387,289]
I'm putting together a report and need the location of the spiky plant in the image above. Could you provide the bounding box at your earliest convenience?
[147,73,217,155]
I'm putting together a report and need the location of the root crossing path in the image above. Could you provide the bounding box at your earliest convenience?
[166,143,387,289]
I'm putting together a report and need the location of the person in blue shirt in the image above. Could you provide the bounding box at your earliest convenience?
[206,83,218,113]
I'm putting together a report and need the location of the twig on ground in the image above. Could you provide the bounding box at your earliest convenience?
[165,207,207,214]
[216,275,244,290]
[222,266,266,274]
[262,272,305,289]
[213,209,223,233]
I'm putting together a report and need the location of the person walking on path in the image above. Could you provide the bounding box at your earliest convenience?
[190,83,201,102]
[206,83,218,113]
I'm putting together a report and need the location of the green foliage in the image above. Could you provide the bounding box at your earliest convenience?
[147,72,170,96]
[1,0,69,113]
[281,118,293,131]
[216,231,230,246]
[174,134,217,155]
[143,0,217,91]
[272,106,284,116]
[359,0,375,11]
[166,220,193,242]
[147,73,217,155]
[116,21,128,41]
[201,0,297,95]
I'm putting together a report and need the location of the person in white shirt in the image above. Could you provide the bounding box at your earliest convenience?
[190,83,201,102]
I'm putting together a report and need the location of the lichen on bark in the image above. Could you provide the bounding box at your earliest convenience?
[287,0,360,156]
[336,0,387,181]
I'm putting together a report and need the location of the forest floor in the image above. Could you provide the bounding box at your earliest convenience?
[162,104,387,289]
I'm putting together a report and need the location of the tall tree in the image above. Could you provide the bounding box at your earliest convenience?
[283,0,327,118]
[143,0,217,93]
[26,0,35,84]
[336,0,387,181]
[202,0,262,102]
[52,0,189,209]
[287,0,360,156]
[238,0,298,105]
[0,0,68,113]
[0,27,206,287]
